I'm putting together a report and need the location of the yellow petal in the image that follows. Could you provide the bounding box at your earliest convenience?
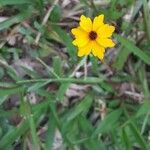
[96,38,115,48]
[78,41,93,57]
[71,27,87,38]
[97,24,115,38]
[79,15,92,32]
[92,41,105,60]
[92,14,104,31]
[71,27,89,47]
[72,38,89,47]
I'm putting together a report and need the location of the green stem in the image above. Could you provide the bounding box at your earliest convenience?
[16,77,105,85]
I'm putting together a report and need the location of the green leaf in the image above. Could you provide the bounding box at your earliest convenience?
[78,115,105,150]
[19,98,31,117]
[0,96,7,105]
[113,46,131,70]
[27,81,50,92]
[136,102,150,118]
[115,34,150,65]
[0,86,24,97]
[138,66,150,99]
[0,67,4,79]
[121,127,132,150]
[28,115,40,150]
[0,111,41,149]
[0,11,31,31]
[142,0,150,41]
[52,56,63,77]
[129,123,148,150]
[49,5,61,23]
[45,110,56,150]
[0,56,20,81]
[90,55,99,75]
[78,115,93,134]
[20,66,40,78]
[92,109,122,137]
[0,82,16,88]
[66,95,92,122]
[0,0,32,6]
[56,83,70,101]
[100,81,114,92]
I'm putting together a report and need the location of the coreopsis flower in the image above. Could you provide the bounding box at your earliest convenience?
[71,15,115,60]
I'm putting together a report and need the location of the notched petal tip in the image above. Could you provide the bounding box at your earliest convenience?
[97,38,115,48]
[111,40,116,47]
[79,15,92,32]
[92,14,104,31]
[110,25,115,32]
[98,24,115,38]
[106,39,116,48]
[97,14,104,19]
[77,48,87,57]
[107,25,115,34]
[80,15,86,21]
[71,28,79,35]
[97,54,104,60]
[72,40,77,46]
[71,28,76,34]
[77,51,84,57]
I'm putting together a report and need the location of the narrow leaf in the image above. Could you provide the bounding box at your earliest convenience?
[92,109,122,137]
[115,34,150,65]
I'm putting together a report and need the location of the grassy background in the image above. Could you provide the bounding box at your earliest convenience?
[0,0,150,149]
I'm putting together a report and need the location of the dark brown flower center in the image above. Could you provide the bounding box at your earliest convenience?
[89,31,97,40]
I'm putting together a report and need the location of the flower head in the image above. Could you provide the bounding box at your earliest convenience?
[71,15,115,60]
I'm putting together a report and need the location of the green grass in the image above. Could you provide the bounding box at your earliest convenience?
[0,0,150,149]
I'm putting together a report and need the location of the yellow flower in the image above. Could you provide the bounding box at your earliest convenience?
[71,15,115,60]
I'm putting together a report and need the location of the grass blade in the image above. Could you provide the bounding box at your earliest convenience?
[92,109,122,137]
[0,86,24,98]
[129,123,148,150]
[0,0,31,6]
[121,127,132,150]
[115,34,150,65]
[142,0,150,41]
[0,111,41,149]
[113,46,131,70]
[0,11,31,31]
[45,110,56,150]
[28,115,40,150]
[66,95,92,122]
